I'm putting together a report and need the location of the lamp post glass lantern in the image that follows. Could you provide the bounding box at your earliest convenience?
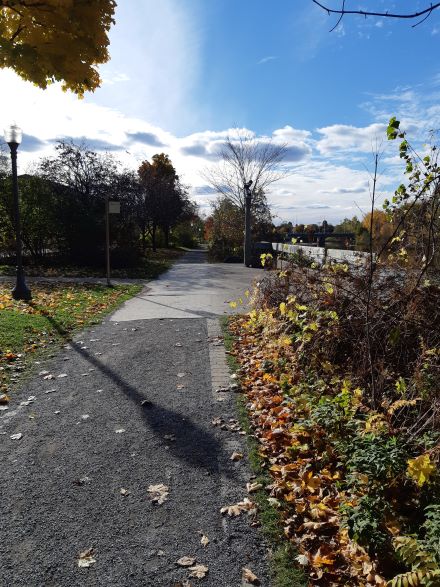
[4,123,31,301]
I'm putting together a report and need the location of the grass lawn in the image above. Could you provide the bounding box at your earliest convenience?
[0,248,185,279]
[0,282,141,394]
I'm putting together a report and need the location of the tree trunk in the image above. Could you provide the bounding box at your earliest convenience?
[152,223,157,252]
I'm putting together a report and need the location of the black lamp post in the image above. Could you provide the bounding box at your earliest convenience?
[4,124,31,301]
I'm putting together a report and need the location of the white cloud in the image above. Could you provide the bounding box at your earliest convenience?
[257,56,278,65]
[316,123,387,155]
[0,69,417,225]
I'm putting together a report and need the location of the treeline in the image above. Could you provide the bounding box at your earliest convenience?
[0,141,201,267]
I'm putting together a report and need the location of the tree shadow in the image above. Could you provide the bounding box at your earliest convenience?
[31,304,234,478]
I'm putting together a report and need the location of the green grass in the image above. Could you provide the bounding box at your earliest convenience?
[0,283,141,391]
[220,316,307,587]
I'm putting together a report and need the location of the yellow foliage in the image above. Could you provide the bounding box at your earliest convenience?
[387,398,421,416]
[0,1,116,95]
[407,454,436,487]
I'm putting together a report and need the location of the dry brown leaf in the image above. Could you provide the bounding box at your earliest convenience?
[176,556,196,567]
[242,567,260,585]
[246,482,263,493]
[200,534,209,547]
[189,564,208,579]
[78,548,96,568]
[230,451,244,461]
[220,498,255,517]
[148,483,169,504]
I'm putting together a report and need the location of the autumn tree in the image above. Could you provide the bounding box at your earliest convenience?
[362,209,394,252]
[137,154,187,251]
[0,0,116,95]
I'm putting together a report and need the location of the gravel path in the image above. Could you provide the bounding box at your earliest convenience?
[0,258,270,587]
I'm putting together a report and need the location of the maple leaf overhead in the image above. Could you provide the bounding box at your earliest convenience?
[0,0,116,96]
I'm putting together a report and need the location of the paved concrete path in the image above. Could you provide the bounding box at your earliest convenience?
[0,253,270,587]
[111,250,262,321]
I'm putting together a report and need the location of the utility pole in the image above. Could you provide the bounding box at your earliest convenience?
[244,179,253,267]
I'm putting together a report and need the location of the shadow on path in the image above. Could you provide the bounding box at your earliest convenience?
[33,305,233,478]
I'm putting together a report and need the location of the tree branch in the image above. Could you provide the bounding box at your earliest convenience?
[312,0,440,29]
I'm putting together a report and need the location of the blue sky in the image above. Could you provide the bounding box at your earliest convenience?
[1,0,439,224]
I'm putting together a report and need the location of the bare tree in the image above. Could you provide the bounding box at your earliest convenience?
[203,130,287,210]
[312,1,440,31]
[203,130,287,266]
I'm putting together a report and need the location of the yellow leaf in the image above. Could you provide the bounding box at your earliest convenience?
[407,454,436,487]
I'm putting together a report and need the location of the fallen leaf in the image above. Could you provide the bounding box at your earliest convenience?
[57,373,68,379]
[39,370,49,376]
[242,568,260,585]
[0,394,10,404]
[200,534,209,547]
[43,374,55,380]
[246,482,263,493]
[81,414,90,420]
[295,554,309,566]
[177,556,196,567]
[220,498,256,517]
[10,433,22,440]
[176,384,185,390]
[148,483,169,504]
[175,343,183,347]
[230,451,244,461]
[115,429,125,434]
[120,488,130,496]
[45,388,57,394]
[189,564,208,579]
[78,548,96,568]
